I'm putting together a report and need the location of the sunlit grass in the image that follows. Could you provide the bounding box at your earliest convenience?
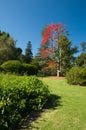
[27,77,86,130]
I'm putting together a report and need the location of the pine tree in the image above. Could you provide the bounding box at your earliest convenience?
[25,41,33,63]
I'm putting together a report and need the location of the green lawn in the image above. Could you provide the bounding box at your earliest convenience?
[22,78,86,130]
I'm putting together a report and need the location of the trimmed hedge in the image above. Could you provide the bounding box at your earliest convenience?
[1,60,23,74]
[23,63,38,75]
[1,60,38,75]
[66,67,86,86]
[0,74,50,129]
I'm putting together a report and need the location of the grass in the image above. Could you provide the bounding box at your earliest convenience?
[21,77,86,130]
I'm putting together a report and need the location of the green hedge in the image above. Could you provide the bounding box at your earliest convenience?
[23,63,38,75]
[1,60,23,74]
[1,60,38,75]
[66,67,86,86]
[0,74,50,129]
[38,67,57,77]
[79,68,86,86]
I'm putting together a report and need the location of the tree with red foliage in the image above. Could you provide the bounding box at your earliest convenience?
[38,23,78,76]
[41,23,65,76]
[41,23,65,45]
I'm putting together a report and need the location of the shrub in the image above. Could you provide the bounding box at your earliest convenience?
[1,60,23,75]
[1,60,38,75]
[0,74,50,129]
[23,63,38,75]
[66,67,86,86]
[79,68,86,86]
[38,66,57,77]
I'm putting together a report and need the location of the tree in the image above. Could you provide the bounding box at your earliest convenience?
[39,23,78,76]
[76,42,86,67]
[81,42,86,53]
[0,31,22,64]
[24,41,33,63]
[57,34,78,75]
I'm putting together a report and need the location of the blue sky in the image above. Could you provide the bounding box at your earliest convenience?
[0,0,86,56]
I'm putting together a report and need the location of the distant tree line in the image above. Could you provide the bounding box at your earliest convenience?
[0,28,86,76]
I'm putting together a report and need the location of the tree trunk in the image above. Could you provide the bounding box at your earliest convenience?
[57,47,61,77]
[57,70,60,77]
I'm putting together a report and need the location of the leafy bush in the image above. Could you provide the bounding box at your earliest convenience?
[23,63,38,75]
[66,67,86,86]
[79,68,86,86]
[1,60,23,75]
[38,66,57,77]
[1,60,38,75]
[0,74,50,129]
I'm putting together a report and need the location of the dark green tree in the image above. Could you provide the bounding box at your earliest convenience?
[24,41,33,63]
[76,42,86,67]
[0,31,22,64]
[81,42,86,53]
[57,34,78,75]
[31,56,40,69]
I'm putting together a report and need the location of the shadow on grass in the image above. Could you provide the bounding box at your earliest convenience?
[44,94,61,110]
[20,94,62,130]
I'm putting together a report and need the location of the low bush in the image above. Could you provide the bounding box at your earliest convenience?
[1,60,38,75]
[23,63,38,75]
[0,74,50,129]
[66,67,86,86]
[79,68,86,86]
[1,60,23,75]
[38,66,57,77]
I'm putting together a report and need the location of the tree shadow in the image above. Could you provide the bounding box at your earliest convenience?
[20,94,62,130]
[44,94,62,110]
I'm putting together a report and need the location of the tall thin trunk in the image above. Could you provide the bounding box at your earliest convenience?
[57,34,61,77]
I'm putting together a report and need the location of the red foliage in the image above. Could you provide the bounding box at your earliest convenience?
[43,61,56,70]
[41,23,65,45]
[41,23,65,59]
[40,46,56,58]
[41,48,50,58]
[48,61,56,67]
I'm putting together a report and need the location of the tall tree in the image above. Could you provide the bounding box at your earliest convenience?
[25,41,33,63]
[40,23,78,76]
[81,42,86,53]
[0,31,22,64]
[76,42,86,67]
[57,34,78,75]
